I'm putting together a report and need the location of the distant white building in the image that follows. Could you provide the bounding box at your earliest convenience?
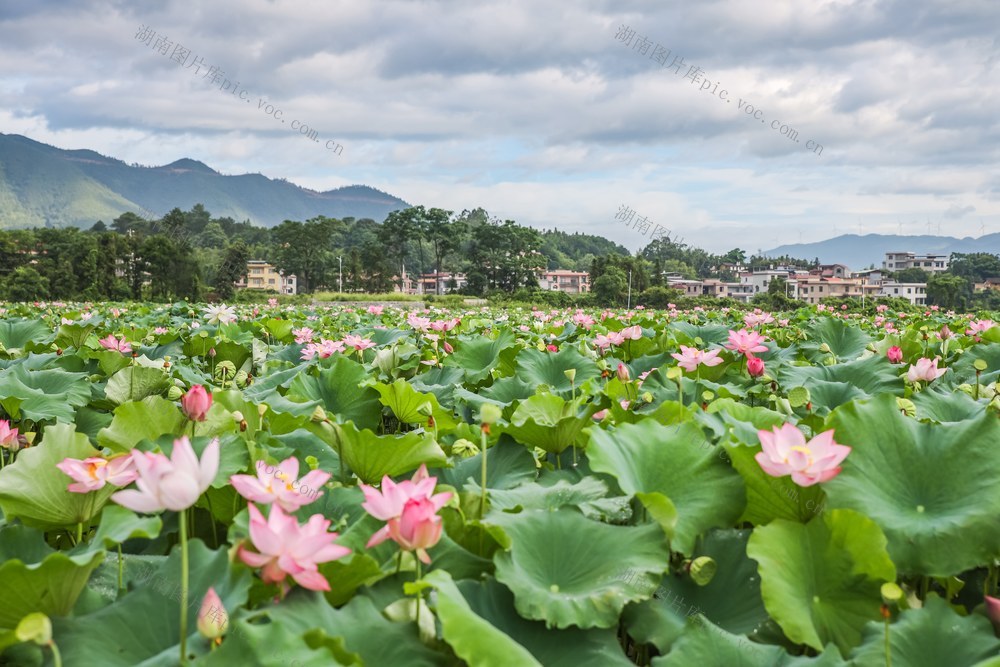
[879,282,928,305]
[236,260,297,294]
[883,252,949,273]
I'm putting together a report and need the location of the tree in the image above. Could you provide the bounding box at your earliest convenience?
[424,209,468,294]
[592,266,628,306]
[379,208,423,291]
[271,218,336,293]
[894,267,929,283]
[466,219,543,293]
[950,253,1000,283]
[926,273,967,310]
[4,266,49,301]
[216,241,251,299]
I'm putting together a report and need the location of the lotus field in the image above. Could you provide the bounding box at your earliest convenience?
[1,300,1000,666]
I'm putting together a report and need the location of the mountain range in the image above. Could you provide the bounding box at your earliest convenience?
[763,233,1000,270]
[0,133,409,228]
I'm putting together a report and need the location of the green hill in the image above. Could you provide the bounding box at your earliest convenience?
[0,133,410,228]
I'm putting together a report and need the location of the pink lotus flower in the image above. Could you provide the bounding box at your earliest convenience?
[0,420,19,450]
[98,334,132,354]
[744,311,775,328]
[360,464,452,555]
[342,334,376,351]
[153,327,168,335]
[985,596,1000,635]
[572,312,595,329]
[546,344,558,352]
[906,357,948,383]
[755,424,851,487]
[747,356,765,377]
[267,298,278,307]
[368,305,384,315]
[197,587,228,639]
[968,320,995,336]
[237,504,350,592]
[386,496,447,564]
[230,458,331,513]
[876,304,889,313]
[619,325,643,340]
[181,385,212,422]
[938,325,953,340]
[616,363,631,382]
[887,346,903,364]
[594,331,625,351]
[57,455,138,493]
[724,329,769,357]
[300,339,345,360]
[292,327,314,344]
[407,313,431,331]
[671,346,724,373]
[111,437,220,513]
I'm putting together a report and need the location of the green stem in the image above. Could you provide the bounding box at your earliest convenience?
[179,508,190,666]
[76,522,83,544]
[49,641,63,667]
[884,614,892,667]
[479,428,488,521]
[414,558,423,628]
[395,551,403,575]
[204,495,219,548]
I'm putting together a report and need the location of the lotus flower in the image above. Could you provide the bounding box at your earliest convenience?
[747,356,765,377]
[744,311,775,328]
[906,357,947,383]
[230,457,330,512]
[985,596,1000,636]
[57,455,138,493]
[619,325,643,340]
[616,363,631,382]
[359,464,452,552]
[0,420,19,449]
[292,327,314,344]
[98,334,132,354]
[671,346,724,373]
[724,329,769,357]
[755,424,851,487]
[594,331,625,350]
[887,346,903,364]
[968,320,995,336]
[111,437,219,513]
[387,496,447,564]
[181,385,212,422]
[203,304,237,325]
[237,503,350,592]
[197,587,228,639]
[342,334,376,351]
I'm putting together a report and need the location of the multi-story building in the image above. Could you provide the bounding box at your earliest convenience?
[790,277,880,304]
[879,282,928,306]
[236,260,297,294]
[538,270,590,294]
[883,252,949,273]
[415,272,467,295]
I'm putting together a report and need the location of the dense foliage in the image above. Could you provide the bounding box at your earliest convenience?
[0,300,997,665]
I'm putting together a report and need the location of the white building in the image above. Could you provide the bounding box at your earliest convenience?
[879,282,928,305]
[237,260,297,294]
[883,252,949,273]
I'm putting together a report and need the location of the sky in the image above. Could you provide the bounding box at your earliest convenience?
[1,0,998,254]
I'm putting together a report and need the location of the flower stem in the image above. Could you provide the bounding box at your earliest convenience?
[414,558,423,628]
[117,544,125,595]
[76,522,83,544]
[479,428,488,520]
[49,641,63,667]
[884,614,892,667]
[179,508,190,666]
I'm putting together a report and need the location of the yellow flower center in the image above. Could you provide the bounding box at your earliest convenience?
[785,446,814,468]
[87,460,108,479]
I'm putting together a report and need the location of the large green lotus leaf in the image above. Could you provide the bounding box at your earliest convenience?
[624,529,769,654]
[483,476,609,514]
[455,577,632,667]
[242,364,303,404]
[802,379,868,415]
[287,356,382,430]
[652,616,846,667]
[778,357,903,398]
[945,340,1000,387]
[211,340,251,373]
[587,420,746,554]
[514,346,600,397]
[52,541,252,666]
[848,595,1000,667]
[435,436,537,491]
[423,570,544,667]
[0,423,118,529]
[198,616,356,666]
[700,398,787,445]
[746,509,896,655]
[824,394,1000,575]
[0,319,52,350]
[724,441,826,525]
[80,505,163,551]
[329,421,448,484]
[0,550,103,631]
[668,322,733,347]
[316,552,385,607]
[502,393,599,454]
[491,508,671,629]
[444,330,518,384]
[104,365,171,405]
[909,385,984,423]
[477,376,536,404]
[800,318,873,363]
[246,592,447,667]
[0,365,90,422]
[373,378,457,429]
[97,396,234,453]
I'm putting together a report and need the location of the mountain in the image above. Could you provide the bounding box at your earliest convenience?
[0,133,410,228]
[764,233,1000,270]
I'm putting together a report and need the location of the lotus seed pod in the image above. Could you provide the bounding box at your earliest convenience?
[689,557,717,586]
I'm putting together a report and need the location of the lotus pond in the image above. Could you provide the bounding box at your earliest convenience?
[0,301,998,666]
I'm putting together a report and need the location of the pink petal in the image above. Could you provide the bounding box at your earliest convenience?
[112,489,163,514]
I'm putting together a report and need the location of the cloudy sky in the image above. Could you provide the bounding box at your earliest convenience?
[1,0,998,253]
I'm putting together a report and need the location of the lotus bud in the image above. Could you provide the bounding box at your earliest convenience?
[747,356,765,377]
[311,406,328,423]
[181,385,212,422]
[208,348,217,358]
[616,364,631,382]
[197,587,228,640]
[688,556,717,586]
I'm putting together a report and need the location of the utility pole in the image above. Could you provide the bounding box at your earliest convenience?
[338,256,343,294]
